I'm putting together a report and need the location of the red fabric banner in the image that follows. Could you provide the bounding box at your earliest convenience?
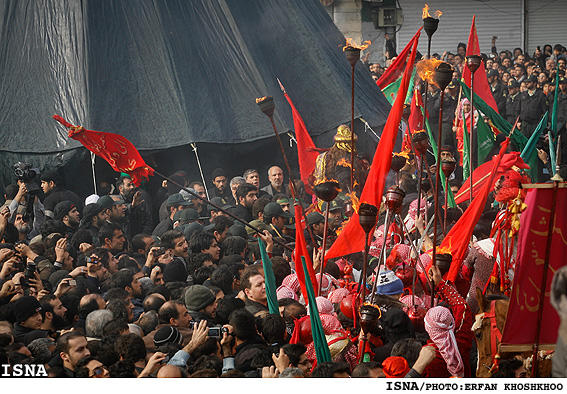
[280,83,319,194]
[440,139,510,282]
[501,186,567,346]
[403,90,425,152]
[376,28,422,89]
[293,203,318,301]
[53,115,153,186]
[462,16,499,113]
[454,151,529,204]
[326,29,421,259]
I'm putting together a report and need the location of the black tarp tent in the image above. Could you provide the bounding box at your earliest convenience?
[0,0,391,197]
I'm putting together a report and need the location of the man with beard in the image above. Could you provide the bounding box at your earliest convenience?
[228,183,258,222]
[161,229,190,270]
[9,183,46,242]
[261,166,290,197]
[184,284,217,325]
[188,181,209,219]
[98,222,126,254]
[109,268,145,321]
[79,203,108,244]
[117,175,153,237]
[53,200,81,238]
[207,168,231,203]
[40,294,69,334]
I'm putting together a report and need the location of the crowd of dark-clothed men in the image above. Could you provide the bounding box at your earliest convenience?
[0,38,566,379]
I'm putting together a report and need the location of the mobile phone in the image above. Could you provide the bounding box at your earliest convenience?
[68,279,76,286]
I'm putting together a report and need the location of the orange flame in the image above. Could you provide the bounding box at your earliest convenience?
[436,238,452,255]
[343,38,371,51]
[394,150,410,160]
[337,158,352,169]
[348,192,360,213]
[314,178,340,186]
[422,4,442,19]
[255,96,268,104]
[416,58,444,86]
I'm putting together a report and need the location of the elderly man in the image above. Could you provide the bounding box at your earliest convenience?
[261,166,290,197]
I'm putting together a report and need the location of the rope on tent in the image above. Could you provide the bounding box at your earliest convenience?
[90,152,98,195]
[287,132,297,147]
[190,143,209,200]
[360,117,381,141]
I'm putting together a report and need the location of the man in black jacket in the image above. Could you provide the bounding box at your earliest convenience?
[40,170,81,219]
[487,69,508,117]
[519,75,548,138]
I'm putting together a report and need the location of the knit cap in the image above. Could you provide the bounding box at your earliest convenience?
[375,269,404,296]
[154,326,183,348]
[184,285,216,311]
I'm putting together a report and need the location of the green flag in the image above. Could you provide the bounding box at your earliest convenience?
[421,107,457,208]
[382,69,416,105]
[463,117,471,180]
[258,239,279,315]
[477,116,495,164]
[520,112,549,161]
[301,256,331,363]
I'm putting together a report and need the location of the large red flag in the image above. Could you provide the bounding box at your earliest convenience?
[501,186,567,347]
[440,138,510,282]
[53,115,154,186]
[279,81,319,193]
[293,202,318,301]
[462,16,499,113]
[376,28,422,89]
[402,90,425,152]
[453,151,529,204]
[326,29,421,259]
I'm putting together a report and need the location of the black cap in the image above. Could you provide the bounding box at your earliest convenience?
[306,212,325,225]
[209,197,231,211]
[264,202,293,218]
[40,170,62,184]
[560,76,567,84]
[508,79,520,88]
[54,200,76,221]
[14,296,42,323]
[80,203,103,227]
[173,208,200,223]
[447,79,459,89]
[211,168,227,179]
[486,69,498,78]
[98,195,124,209]
[321,199,343,212]
[154,326,183,348]
[525,75,537,83]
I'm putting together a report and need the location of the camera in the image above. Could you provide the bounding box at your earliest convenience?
[13,162,41,195]
[153,247,166,257]
[208,326,229,339]
[20,262,37,288]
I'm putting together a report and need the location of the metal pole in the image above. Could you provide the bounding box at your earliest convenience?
[190,143,210,201]
[369,210,391,304]
[317,203,331,296]
[469,72,475,204]
[350,64,356,194]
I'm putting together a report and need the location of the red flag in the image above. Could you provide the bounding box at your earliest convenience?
[293,203,318,301]
[462,16,499,113]
[501,187,567,347]
[402,90,425,152]
[279,81,319,193]
[326,29,421,259]
[53,115,154,186]
[377,28,422,90]
[454,151,529,204]
[441,138,510,282]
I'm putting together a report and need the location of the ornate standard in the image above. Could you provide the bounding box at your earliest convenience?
[465,55,482,204]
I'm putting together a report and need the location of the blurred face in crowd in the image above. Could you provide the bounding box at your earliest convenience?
[546,59,556,71]
[369,63,380,73]
[119,178,135,199]
[245,171,260,188]
[86,360,109,378]
[230,181,243,200]
[268,166,284,188]
[241,191,258,209]
[559,59,566,70]
[40,180,55,194]
[172,236,189,259]
[516,54,525,64]
[65,207,81,227]
[213,175,227,192]
[110,196,126,219]
[245,274,266,304]
[502,72,511,84]
[502,58,511,68]
[520,81,527,92]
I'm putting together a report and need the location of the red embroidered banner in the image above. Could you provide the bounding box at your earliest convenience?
[53,115,153,186]
[501,187,567,346]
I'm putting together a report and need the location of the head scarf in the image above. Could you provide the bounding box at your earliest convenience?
[424,306,464,377]
[328,288,351,304]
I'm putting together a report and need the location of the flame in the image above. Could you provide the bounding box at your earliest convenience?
[416,58,444,86]
[394,150,410,160]
[348,192,360,213]
[436,238,452,255]
[343,38,371,51]
[314,178,340,186]
[255,96,268,104]
[422,4,442,19]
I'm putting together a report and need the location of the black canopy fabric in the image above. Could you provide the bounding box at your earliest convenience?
[0,0,391,193]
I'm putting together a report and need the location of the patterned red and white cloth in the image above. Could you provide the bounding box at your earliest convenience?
[276,285,298,301]
[424,306,464,377]
[327,287,351,304]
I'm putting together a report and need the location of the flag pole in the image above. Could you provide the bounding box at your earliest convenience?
[465,55,482,204]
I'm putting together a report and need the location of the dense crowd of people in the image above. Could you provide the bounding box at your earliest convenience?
[0,38,565,380]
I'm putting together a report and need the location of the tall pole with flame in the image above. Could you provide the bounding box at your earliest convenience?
[430,62,453,308]
[344,39,370,194]
[465,55,481,204]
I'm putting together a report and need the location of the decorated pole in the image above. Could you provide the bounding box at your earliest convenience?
[358,203,378,303]
[441,159,456,234]
[465,54,482,204]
